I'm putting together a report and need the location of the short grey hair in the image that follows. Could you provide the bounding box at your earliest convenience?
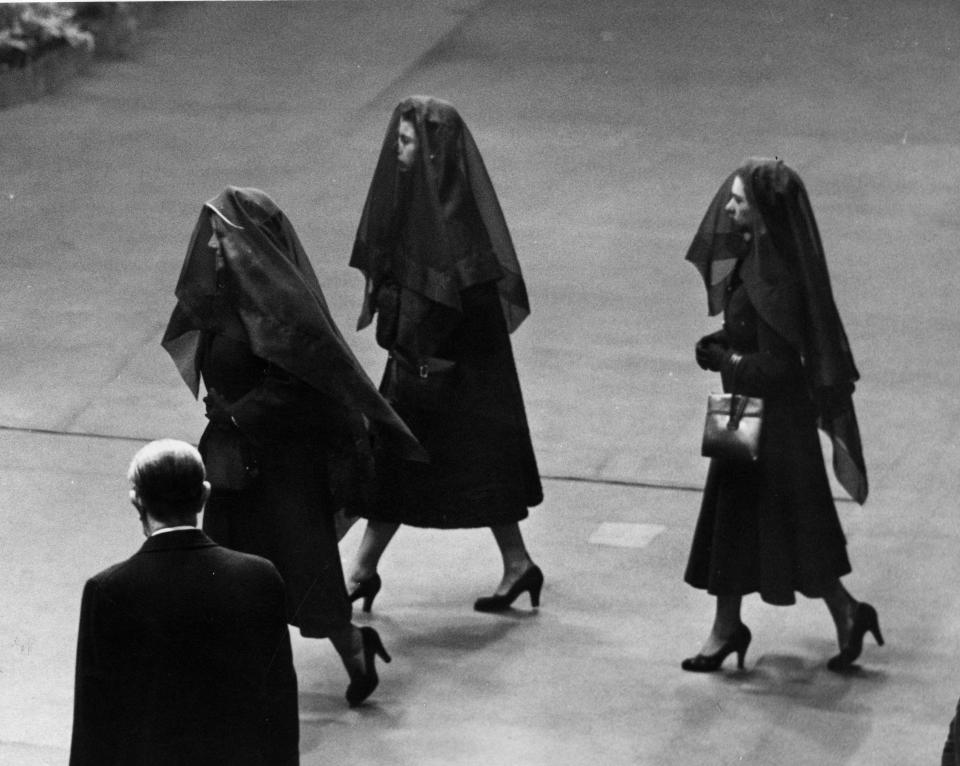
[128,439,206,518]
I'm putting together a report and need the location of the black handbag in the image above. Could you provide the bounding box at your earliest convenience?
[389,349,458,412]
[198,424,260,491]
[701,356,764,462]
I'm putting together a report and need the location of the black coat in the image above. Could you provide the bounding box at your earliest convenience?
[370,280,542,528]
[199,333,354,638]
[69,529,299,766]
[684,283,851,605]
[349,97,540,529]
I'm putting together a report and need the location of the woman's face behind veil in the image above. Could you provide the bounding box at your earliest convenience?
[207,215,230,291]
[724,175,754,231]
[397,118,418,171]
[206,218,221,255]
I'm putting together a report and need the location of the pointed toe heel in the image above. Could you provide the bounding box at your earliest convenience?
[345,626,392,708]
[348,574,382,613]
[473,566,544,613]
[681,624,752,673]
[827,601,883,672]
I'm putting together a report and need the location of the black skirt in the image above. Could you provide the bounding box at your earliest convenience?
[199,332,351,637]
[364,281,542,529]
[684,396,852,606]
[685,283,852,605]
[203,441,351,637]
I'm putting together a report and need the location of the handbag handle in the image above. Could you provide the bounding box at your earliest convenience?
[727,395,749,430]
[727,353,746,430]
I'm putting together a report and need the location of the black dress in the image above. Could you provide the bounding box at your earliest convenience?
[200,333,352,637]
[163,187,421,635]
[684,280,852,605]
[368,280,542,529]
[349,97,542,530]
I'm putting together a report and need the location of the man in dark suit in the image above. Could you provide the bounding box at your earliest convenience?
[69,439,299,765]
[943,701,960,765]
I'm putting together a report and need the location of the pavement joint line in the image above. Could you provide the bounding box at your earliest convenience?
[540,472,857,503]
[0,426,855,503]
[0,424,151,444]
[541,473,703,493]
[358,5,477,115]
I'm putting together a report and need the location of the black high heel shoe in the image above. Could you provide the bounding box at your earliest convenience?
[827,601,884,672]
[345,626,392,707]
[348,574,382,613]
[473,565,544,612]
[681,624,752,672]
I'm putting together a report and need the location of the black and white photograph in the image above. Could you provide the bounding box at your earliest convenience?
[1,1,958,763]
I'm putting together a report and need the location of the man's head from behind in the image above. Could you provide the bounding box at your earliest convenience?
[128,439,210,532]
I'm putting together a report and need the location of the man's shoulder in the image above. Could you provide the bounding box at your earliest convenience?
[149,533,282,581]
[82,541,284,609]
[87,535,279,583]
[206,544,283,579]
[86,558,130,587]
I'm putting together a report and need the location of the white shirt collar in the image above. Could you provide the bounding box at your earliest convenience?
[150,525,198,537]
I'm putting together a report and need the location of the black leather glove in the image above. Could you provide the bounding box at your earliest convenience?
[695,339,727,372]
[203,388,235,428]
[374,282,400,351]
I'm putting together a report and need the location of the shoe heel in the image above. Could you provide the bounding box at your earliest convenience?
[371,630,391,663]
[530,579,543,608]
[346,627,390,707]
[473,565,544,613]
[736,625,750,669]
[869,616,884,647]
[681,623,750,673]
[350,574,382,613]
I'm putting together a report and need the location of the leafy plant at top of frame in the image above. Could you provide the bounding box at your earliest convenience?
[0,3,94,70]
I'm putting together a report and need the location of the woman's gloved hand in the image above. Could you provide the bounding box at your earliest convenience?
[374,282,400,350]
[695,337,728,371]
[203,388,235,428]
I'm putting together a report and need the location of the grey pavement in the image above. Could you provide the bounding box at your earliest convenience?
[1,1,958,764]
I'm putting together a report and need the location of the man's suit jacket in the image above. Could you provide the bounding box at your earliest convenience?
[69,528,299,765]
[943,699,960,766]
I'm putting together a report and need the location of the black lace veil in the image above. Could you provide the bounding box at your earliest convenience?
[687,160,868,504]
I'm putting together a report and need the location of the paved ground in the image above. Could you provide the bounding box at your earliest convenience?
[1,1,959,764]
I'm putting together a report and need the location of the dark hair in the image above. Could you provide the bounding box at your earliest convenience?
[258,211,290,253]
[128,440,206,521]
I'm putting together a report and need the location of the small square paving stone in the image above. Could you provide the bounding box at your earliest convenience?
[588,522,666,548]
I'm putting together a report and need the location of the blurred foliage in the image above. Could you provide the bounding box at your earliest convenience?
[0,3,102,69]
[72,2,141,59]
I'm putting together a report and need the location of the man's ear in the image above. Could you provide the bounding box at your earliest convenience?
[200,481,211,506]
[129,489,145,517]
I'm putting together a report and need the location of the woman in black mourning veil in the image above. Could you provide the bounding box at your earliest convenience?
[344,96,544,612]
[682,159,882,673]
[163,187,424,706]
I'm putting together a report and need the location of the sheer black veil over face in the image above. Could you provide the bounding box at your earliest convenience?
[162,186,424,461]
[350,95,531,335]
[686,159,868,504]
